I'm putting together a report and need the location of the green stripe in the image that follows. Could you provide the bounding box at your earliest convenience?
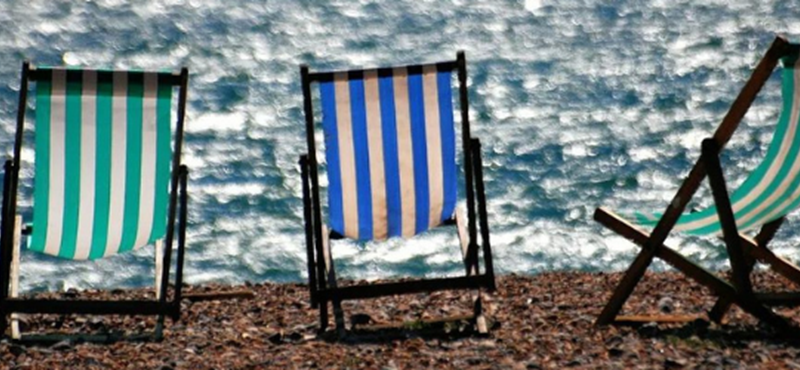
[59,74,83,259]
[634,63,800,235]
[736,67,800,230]
[89,79,114,259]
[686,65,798,234]
[150,81,172,242]
[670,75,793,234]
[30,79,52,253]
[119,74,144,253]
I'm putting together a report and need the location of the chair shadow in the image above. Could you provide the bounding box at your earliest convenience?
[632,319,800,348]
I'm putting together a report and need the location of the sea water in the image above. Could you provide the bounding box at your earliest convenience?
[0,0,799,291]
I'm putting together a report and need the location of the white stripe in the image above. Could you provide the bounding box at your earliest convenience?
[423,65,444,228]
[675,61,800,232]
[133,73,158,250]
[104,71,128,257]
[393,68,416,237]
[334,73,359,238]
[73,71,97,260]
[44,69,67,256]
[364,70,388,240]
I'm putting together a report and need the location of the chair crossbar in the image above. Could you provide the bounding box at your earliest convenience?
[3,299,173,316]
[316,275,494,302]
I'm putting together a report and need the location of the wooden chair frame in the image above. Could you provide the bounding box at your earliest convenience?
[0,62,190,341]
[594,36,800,334]
[299,52,496,334]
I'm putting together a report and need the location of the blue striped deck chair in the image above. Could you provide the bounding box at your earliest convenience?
[299,52,496,335]
[0,62,190,341]
[594,36,800,334]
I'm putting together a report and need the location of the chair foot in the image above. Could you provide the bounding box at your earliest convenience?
[0,314,7,338]
[318,300,329,335]
[473,294,489,334]
[154,315,164,342]
[333,298,346,339]
[708,298,731,324]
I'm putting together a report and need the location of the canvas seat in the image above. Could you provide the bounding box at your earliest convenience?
[594,36,800,333]
[299,52,496,335]
[0,62,190,341]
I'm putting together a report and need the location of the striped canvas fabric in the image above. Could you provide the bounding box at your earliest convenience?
[632,57,800,235]
[320,65,458,240]
[29,68,173,260]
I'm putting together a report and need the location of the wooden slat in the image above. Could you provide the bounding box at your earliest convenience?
[740,236,800,287]
[317,275,493,302]
[755,292,800,306]
[711,36,789,146]
[595,208,737,298]
[10,216,21,339]
[615,314,703,325]
[596,208,796,332]
[703,139,753,294]
[709,217,787,323]
[3,299,169,316]
[472,139,496,291]
[183,290,255,302]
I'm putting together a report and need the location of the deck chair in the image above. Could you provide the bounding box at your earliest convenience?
[299,51,496,335]
[0,62,190,341]
[594,36,800,334]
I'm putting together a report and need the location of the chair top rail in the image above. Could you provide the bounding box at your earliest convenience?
[27,64,183,86]
[306,60,458,83]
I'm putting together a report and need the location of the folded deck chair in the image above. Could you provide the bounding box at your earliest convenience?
[594,36,800,333]
[0,62,190,340]
[299,52,496,335]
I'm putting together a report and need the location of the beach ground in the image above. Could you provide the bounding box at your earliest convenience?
[1,271,800,369]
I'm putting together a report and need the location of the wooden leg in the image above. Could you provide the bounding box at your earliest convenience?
[456,209,476,276]
[300,156,318,308]
[596,207,795,333]
[704,139,753,295]
[473,292,488,334]
[594,207,663,325]
[471,139,496,291]
[595,240,659,326]
[153,239,165,341]
[316,226,329,333]
[321,227,345,337]
[0,161,15,337]
[10,216,21,340]
[155,240,164,301]
[709,217,785,323]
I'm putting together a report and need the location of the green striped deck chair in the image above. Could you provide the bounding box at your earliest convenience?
[299,52,496,335]
[0,62,190,341]
[594,36,800,334]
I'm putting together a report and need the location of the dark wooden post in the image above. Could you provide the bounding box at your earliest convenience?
[300,155,318,307]
[172,165,189,321]
[457,51,480,276]
[301,65,329,331]
[471,139,496,291]
[702,139,753,294]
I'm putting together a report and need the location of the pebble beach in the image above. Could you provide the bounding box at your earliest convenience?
[3,271,800,369]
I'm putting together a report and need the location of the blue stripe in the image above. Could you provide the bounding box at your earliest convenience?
[349,78,373,240]
[408,72,430,234]
[379,74,403,238]
[320,81,344,236]
[438,70,457,222]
